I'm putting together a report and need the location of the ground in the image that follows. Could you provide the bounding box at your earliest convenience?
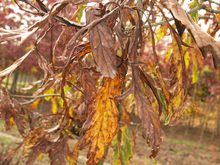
[131,126,220,165]
[0,121,220,165]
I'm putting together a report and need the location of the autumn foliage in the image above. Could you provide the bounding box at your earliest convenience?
[0,0,220,164]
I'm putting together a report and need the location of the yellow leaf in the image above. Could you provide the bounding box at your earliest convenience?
[69,107,74,118]
[30,99,41,110]
[23,128,44,156]
[191,53,199,84]
[164,47,173,62]
[37,153,44,161]
[156,24,168,41]
[216,14,220,26]
[184,51,190,69]
[44,88,54,101]
[80,75,122,165]
[166,43,186,119]
[51,97,58,114]
[31,66,38,73]
[9,117,15,126]
[176,62,182,79]
[170,89,183,110]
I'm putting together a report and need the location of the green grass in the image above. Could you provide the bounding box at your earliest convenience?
[170,138,207,149]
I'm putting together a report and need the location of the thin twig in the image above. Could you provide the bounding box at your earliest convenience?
[16,0,85,28]
[144,3,219,28]
[11,93,72,105]
[11,93,61,99]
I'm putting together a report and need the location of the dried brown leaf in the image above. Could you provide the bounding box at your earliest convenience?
[163,0,220,68]
[48,137,69,165]
[0,87,30,136]
[132,67,162,158]
[86,6,118,78]
[24,128,68,165]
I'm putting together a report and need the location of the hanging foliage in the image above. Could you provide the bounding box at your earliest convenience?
[0,0,219,164]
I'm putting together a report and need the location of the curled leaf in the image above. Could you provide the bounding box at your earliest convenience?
[163,0,220,68]
[132,67,162,158]
[86,6,118,78]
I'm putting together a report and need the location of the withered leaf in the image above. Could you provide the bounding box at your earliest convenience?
[0,87,30,136]
[86,6,118,78]
[132,67,162,158]
[48,137,69,165]
[134,90,162,158]
[163,0,220,68]
[80,68,97,104]
[24,128,68,165]
[166,42,187,122]
[79,75,122,165]
[24,128,46,164]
